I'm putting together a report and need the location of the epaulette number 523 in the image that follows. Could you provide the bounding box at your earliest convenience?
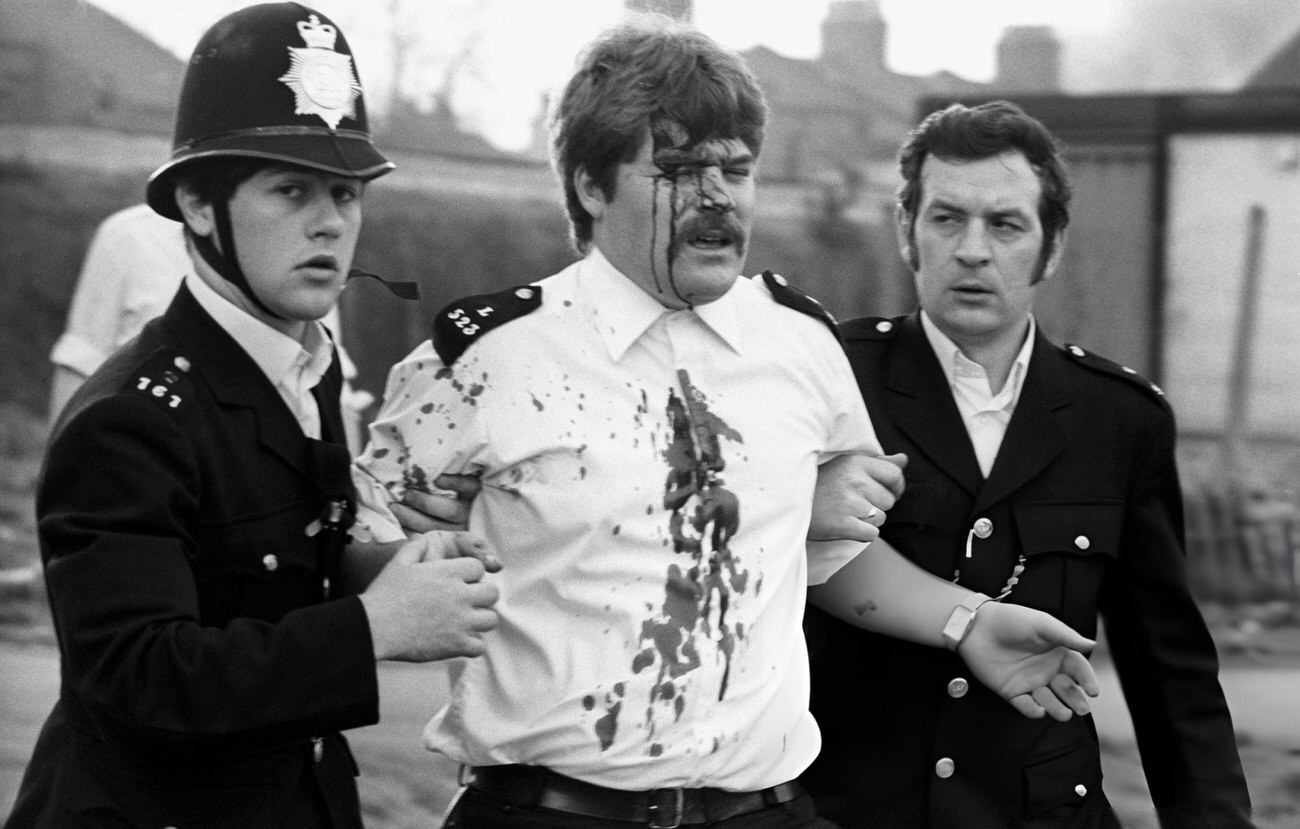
[447,305,495,336]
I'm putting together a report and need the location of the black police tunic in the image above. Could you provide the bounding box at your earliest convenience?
[803,312,1251,829]
[6,283,379,829]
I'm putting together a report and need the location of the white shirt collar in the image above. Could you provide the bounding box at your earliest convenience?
[185,273,334,394]
[582,247,745,360]
[920,310,1036,407]
[692,283,745,355]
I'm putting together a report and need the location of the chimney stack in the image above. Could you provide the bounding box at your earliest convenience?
[995,25,1061,92]
[625,0,692,21]
[821,0,887,79]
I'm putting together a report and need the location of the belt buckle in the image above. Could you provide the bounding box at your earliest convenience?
[648,787,685,829]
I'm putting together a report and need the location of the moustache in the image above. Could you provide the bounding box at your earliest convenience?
[672,214,746,253]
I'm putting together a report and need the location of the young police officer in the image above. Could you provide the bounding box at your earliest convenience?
[6,5,498,827]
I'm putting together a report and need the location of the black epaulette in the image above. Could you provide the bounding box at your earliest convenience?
[841,316,903,341]
[432,284,543,365]
[760,271,840,342]
[122,348,196,415]
[1061,343,1170,409]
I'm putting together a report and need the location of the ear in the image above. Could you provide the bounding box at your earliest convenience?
[174,183,215,240]
[1039,229,1067,283]
[573,166,606,221]
[893,203,917,270]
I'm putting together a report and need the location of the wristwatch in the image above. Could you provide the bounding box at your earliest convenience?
[942,592,994,651]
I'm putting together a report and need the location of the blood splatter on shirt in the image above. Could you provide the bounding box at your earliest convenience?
[351,250,879,791]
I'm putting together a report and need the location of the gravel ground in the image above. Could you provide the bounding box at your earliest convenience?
[3,627,1298,827]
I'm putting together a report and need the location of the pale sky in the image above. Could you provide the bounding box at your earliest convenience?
[86,0,1294,151]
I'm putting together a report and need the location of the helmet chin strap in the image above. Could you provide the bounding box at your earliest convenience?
[188,195,421,315]
[188,197,287,320]
[346,269,420,300]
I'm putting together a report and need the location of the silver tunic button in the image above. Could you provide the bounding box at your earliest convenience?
[1075,784,1088,797]
[1074,535,1091,551]
[312,737,324,762]
[947,677,969,698]
[173,355,191,372]
[875,320,894,333]
[973,517,993,539]
[1068,345,1085,357]
[772,273,789,286]
[935,757,955,778]
[262,554,278,572]
[514,287,534,299]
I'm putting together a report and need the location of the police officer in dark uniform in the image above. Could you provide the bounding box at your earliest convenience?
[803,101,1253,828]
[5,4,499,827]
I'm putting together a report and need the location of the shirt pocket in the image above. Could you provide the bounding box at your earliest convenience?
[1014,501,1124,560]
[1013,500,1124,625]
[881,482,970,578]
[1021,739,1104,818]
[193,500,325,621]
[886,480,967,537]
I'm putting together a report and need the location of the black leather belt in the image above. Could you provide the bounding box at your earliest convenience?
[467,765,804,828]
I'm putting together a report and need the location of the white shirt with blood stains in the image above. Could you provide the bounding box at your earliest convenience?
[352,247,881,791]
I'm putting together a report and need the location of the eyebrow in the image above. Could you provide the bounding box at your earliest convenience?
[653,144,755,170]
[697,147,755,167]
[718,148,756,165]
[925,197,1030,220]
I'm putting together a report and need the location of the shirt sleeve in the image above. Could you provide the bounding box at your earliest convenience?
[52,207,189,375]
[822,341,882,457]
[351,341,490,542]
[806,338,884,585]
[51,220,138,375]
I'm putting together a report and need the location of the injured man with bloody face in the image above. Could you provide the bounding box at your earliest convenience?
[348,15,1100,829]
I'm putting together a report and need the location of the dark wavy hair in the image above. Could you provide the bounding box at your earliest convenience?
[897,100,1071,276]
[549,14,767,253]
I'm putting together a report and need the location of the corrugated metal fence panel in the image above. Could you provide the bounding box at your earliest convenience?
[1036,143,1157,373]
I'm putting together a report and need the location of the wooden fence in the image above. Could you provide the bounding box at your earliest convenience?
[1184,488,1299,606]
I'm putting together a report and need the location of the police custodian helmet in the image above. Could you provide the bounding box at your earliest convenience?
[146,2,393,221]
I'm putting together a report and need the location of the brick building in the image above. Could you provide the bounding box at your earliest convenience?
[742,1,1061,185]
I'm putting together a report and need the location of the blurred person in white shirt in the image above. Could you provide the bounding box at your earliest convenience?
[49,201,373,449]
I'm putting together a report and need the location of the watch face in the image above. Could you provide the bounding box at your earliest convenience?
[942,594,994,650]
[941,607,975,650]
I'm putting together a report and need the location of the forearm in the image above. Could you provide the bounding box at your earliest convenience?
[811,535,1099,719]
[808,535,971,648]
[48,364,89,426]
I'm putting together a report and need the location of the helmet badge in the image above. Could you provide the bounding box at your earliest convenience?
[278,14,363,130]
